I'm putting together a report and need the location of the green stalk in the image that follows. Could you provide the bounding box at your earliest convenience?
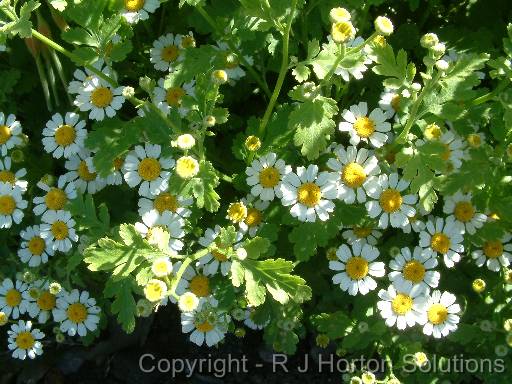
[169,248,210,298]
[34,56,52,111]
[258,0,298,138]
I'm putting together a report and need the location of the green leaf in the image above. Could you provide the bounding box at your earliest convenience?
[243,236,271,259]
[372,44,409,89]
[189,161,221,212]
[310,311,351,339]
[0,0,40,38]
[67,194,110,241]
[292,63,310,83]
[292,96,338,160]
[104,277,138,333]
[61,27,97,46]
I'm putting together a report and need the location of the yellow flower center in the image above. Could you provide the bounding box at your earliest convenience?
[353,227,372,238]
[45,188,67,210]
[431,232,450,254]
[391,94,401,111]
[90,87,113,108]
[15,332,35,350]
[345,256,369,280]
[0,170,15,184]
[454,201,475,223]
[176,157,198,179]
[353,116,375,138]
[37,291,56,311]
[244,207,263,227]
[181,35,196,48]
[379,188,402,213]
[0,195,15,215]
[427,303,448,325]
[440,144,451,161]
[0,125,11,145]
[153,193,178,213]
[227,202,247,223]
[66,303,88,323]
[138,158,161,181]
[483,240,503,259]
[467,133,481,148]
[51,221,69,240]
[326,248,338,261]
[161,45,180,62]
[341,162,367,188]
[113,157,124,170]
[297,182,322,208]
[259,167,280,188]
[124,0,145,11]
[332,21,354,43]
[391,293,413,315]
[145,281,166,302]
[374,35,387,47]
[28,236,46,256]
[212,250,229,262]
[5,289,21,307]
[165,87,186,107]
[424,124,442,140]
[189,275,210,297]
[196,321,214,333]
[54,124,76,147]
[78,161,97,181]
[402,260,426,284]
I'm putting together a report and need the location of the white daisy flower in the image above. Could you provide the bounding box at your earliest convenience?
[52,289,101,337]
[122,143,174,197]
[150,33,184,72]
[152,78,195,117]
[243,307,270,330]
[334,37,372,81]
[421,290,461,338]
[105,156,125,186]
[402,210,427,234]
[213,42,253,82]
[419,216,464,268]
[472,233,512,272]
[138,191,192,224]
[67,59,114,94]
[135,211,185,254]
[378,89,401,118]
[341,225,382,246]
[239,194,269,237]
[197,225,244,276]
[443,191,486,234]
[40,210,79,252]
[74,77,125,121]
[339,102,391,148]
[42,112,87,159]
[18,225,54,267]
[280,164,338,222]
[175,265,212,300]
[7,320,44,360]
[377,281,428,330]
[0,279,29,319]
[0,156,27,192]
[0,182,27,228]
[181,297,230,347]
[122,0,160,24]
[33,176,77,216]
[0,112,23,156]
[388,247,440,292]
[365,173,417,229]
[246,152,291,201]
[64,150,106,194]
[326,145,381,204]
[329,242,385,295]
[23,280,60,324]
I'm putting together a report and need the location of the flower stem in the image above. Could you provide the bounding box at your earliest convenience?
[169,248,210,298]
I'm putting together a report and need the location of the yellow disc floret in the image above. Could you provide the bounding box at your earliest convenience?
[454,201,475,223]
[28,236,46,256]
[483,240,503,259]
[45,188,67,211]
[165,87,186,107]
[431,233,450,254]
[227,202,247,223]
[297,182,322,208]
[345,256,369,280]
[51,221,69,240]
[0,195,15,215]
[244,208,263,227]
[5,289,21,307]
[342,162,367,188]
[379,189,402,213]
[427,303,448,325]
[54,125,76,147]
[0,125,11,145]
[391,293,413,315]
[37,291,56,311]
[90,87,113,108]
[161,45,180,62]
[259,167,280,188]
[67,303,88,323]
[153,193,178,213]
[125,0,145,11]
[0,170,15,184]
[353,117,376,138]
[78,161,97,181]
[138,158,161,181]
[15,332,35,350]
[403,261,426,284]
[189,275,210,297]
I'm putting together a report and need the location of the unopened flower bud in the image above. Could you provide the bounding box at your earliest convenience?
[420,33,439,49]
[374,16,394,36]
[329,7,351,23]
[245,135,261,152]
[212,70,228,84]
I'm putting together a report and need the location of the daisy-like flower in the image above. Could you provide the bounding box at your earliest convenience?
[33,176,77,216]
[417,129,466,171]
[280,164,338,222]
[338,102,391,148]
[122,0,160,24]
[0,279,28,319]
[123,143,174,197]
[329,242,385,295]
[42,112,87,159]
[377,281,428,330]
[139,191,192,224]
[7,320,44,360]
[0,112,23,156]
[67,59,114,94]
[105,156,125,186]
[421,290,461,338]
[378,89,401,118]
[152,78,195,117]
[341,225,382,246]
[419,216,464,268]
[150,33,184,72]
[388,247,440,292]
[226,201,247,224]
[402,210,427,234]
[239,194,269,237]
[244,307,270,330]
[144,279,168,302]
[53,289,100,337]
[333,37,372,81]
[175,266,212,299]
[18,225,54,267]
[472,233,512,272]
[0,182,27,228]
[326,145,380,204]
[74,77,125,121]
[40,210,79,252]
[443,191,486,234]
[246,153,291,201]
[197,225,244,276]
[365,173,417,229]
[64,150,106,194]
[181,297,230,347]
[213,42,253,82]
[0,156,27,192]
[23,281,59,323]
[135,211,185,254]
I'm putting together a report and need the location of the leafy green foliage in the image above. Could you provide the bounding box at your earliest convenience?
[0,0,39,38]
[372,43,414,89]
[67,193,110,241]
